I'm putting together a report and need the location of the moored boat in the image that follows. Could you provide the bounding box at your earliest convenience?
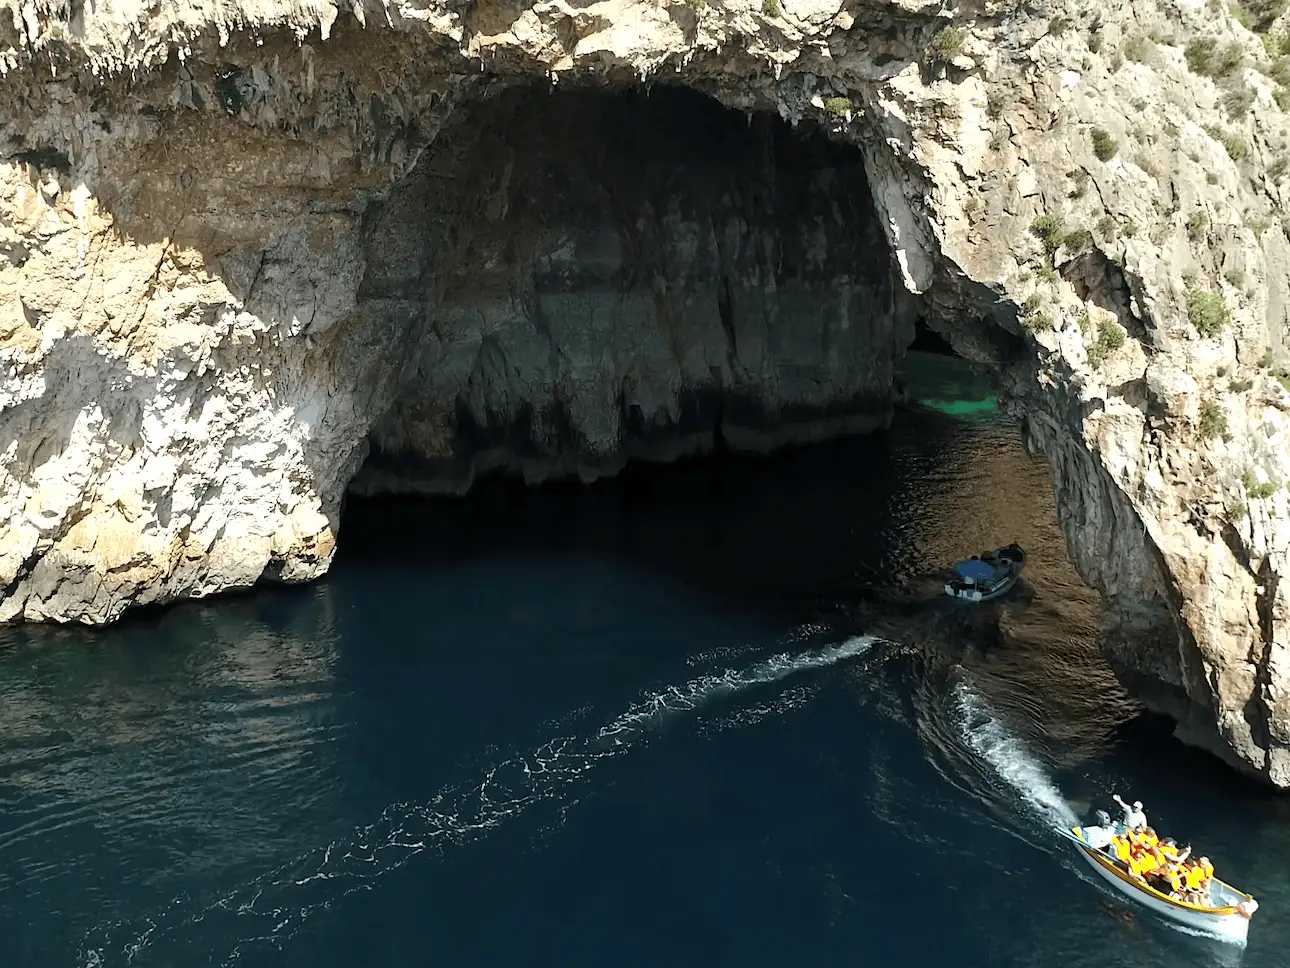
[943,543,1025,603]
[1059,823,1258,944]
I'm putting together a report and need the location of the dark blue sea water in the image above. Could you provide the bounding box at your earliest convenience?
[3,352,1290,968]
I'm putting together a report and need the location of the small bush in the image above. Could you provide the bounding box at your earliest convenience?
[1223,84,1256,118]
[1270,156,1289,179]
[1225,268,1247,286]
[1231,377,1255,392]
[1249,215,1273,232]
[761,0,780,14]
[1022,293,1043,313]
[1124,35,1151,62]
[1276,87,1290,111]
[1123,220,1139,237]
[1087,317,1127,367]
[1022,309,1055,331]
[1049,16,1072,35]
[1136,153,1161,179]
[1186,210,1210,241]
[1206,125,1248,160]
[1199,400,1228,439]
[1096,215,1118,239]
[1247,474,1280,499]
[1272,54,1290,86]
[1036,265,1060,284]
[1185,38,1242,77]
[823,97,852,117]
[1063,228,1094,253]
[1031,214,1066,252]
[1068,168,1090,198]
[1229,498,1248,521]
[1091,128,1119,161]
[931,27,968,60]
[1187,287,1231,337]
[1088,32,1104,54]
[1231,3,1254,27]
[1185,38,1217,74]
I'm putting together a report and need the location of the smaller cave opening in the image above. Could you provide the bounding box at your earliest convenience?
[346,82,915,499]
[907,316,959,358]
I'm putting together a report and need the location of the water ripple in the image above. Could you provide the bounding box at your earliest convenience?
[78,635,878,968]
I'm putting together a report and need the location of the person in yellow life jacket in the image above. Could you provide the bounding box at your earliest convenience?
[1180,859,1211,905]
[1140,827,1160,850]
[1130,849,1160,880]
[1112,835,1132,863]
[1184,862,1207,892]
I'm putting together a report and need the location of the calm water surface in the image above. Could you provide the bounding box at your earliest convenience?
[3,352,1290,968]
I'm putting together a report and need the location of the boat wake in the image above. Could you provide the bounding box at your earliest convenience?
[949,681,1078,829]
[935,678,1250,955]
[78,633,878,968]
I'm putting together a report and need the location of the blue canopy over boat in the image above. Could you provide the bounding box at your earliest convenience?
[953,559,998,582]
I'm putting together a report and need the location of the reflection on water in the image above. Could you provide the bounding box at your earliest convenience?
[1,351,1288,967]
[0,585,349,960]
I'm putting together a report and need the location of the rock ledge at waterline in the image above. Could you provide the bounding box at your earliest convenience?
[4,0,1290,785]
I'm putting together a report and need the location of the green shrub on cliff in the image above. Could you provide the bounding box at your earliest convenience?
[930,27,968,60]
[1187,287,1230,337]
[1086,316,1126,367]
[1199,400,1228,439]
[1030,214,1066,252]
[1091,128,1119,161]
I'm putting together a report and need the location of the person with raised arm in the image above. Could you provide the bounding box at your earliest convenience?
[1112,793,1147,831]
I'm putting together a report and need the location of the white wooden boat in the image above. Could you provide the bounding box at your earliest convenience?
[943,544,1025,603]
[1059,824,1258,944]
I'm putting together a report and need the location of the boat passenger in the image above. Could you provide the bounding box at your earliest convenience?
[1111,834,1132,863]
[1139,826,1160,850]
[1129,848,1159,881]
[1183,859,1213,904]
[1113,793,1148,831]
[1198,856,1215,893]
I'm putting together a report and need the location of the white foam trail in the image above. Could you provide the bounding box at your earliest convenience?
[951,681,1078,827]
[79,635,876,968]
[596,636,873,746]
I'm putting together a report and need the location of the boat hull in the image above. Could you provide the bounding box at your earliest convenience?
[943,571,1019,603]
[1066,830,1253,944]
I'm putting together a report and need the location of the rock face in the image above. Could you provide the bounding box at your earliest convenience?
[352,85,909,494]
[3,0,1290,784]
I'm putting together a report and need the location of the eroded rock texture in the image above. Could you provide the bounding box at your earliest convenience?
[4,0,1290,784]
[353,86,908,494]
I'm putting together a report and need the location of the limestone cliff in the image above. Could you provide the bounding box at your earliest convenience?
[3,0,1290,786]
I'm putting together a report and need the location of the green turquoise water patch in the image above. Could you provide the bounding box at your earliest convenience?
[918,396,999,418]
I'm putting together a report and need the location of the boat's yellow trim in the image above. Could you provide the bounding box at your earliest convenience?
[1070,827,1250,916]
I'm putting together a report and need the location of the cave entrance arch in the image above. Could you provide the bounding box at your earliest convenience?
[346,83,916,498]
